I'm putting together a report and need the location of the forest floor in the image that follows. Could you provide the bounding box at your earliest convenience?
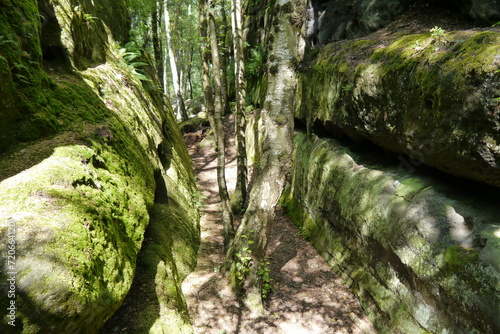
[181,115,378,334]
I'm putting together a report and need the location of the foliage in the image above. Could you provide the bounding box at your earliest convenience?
[124,0,202,98]
[114,42,151,82]
[83,13,99,23]
[192,189,208,208]
[429,26,449,51]
[235,232,254,282]
[257,259,273,298]
[234,231,274,298]
[245,45,266,78]
[0,35,15,46]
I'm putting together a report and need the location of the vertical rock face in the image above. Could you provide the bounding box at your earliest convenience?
[282,134,500,334]
[463,0,500,23]
[304,0,500,48]
[0,0,199,333]
[305,0,411,46]
[300,28,500,187]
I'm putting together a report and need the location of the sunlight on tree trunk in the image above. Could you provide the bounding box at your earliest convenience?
[199,0,235,249]
[225,0,307,314]
[208,0,235,249]
[163,0,188,121]
[230,0,248,213]
[220,0,231,116]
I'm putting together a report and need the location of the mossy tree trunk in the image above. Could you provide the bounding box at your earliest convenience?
[230,0,248,212]
[225,0,307,313]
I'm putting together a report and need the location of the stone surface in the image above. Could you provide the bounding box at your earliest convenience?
[305,0,499,48]
[300,27,500,187]
[306,0,411,46]
[282,133,500,334]
[465,0,500,24]
[0,0,199,332]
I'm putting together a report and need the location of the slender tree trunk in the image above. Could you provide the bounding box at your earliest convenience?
[187,45,194,100]
[199,0,235,249]
[160,1,169,98]
[208,0,234,249]
[198,0,214,119]
[152,8,162,81]
[230,0,248,212]
[225,0,307,313]
[163,0,188,121]
[219,0,230,115]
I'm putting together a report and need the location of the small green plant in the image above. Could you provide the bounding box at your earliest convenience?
[430,26,449,51]
[192,190,207,208]
[298,225,310,238]
[410,40,424,53]
[257,259,273,298]
[341,83,354,92]
[234,234,274,298]
[11,62,32,84]
[114,42,151,82]
[235,232,254,282]
[493,21,500,27]
[83,13,99,23]
[245,46,266,78]
[0,35,15,46]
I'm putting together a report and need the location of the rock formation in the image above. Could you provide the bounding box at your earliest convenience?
[0,0,199,332]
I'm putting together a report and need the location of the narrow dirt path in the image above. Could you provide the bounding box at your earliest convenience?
[182,116,377,334]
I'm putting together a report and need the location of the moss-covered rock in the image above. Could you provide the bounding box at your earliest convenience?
[0,0,199,333]
[178,117,209,134]
[301,26,500,187]
[101,107,200,333]
[282,132,500,334]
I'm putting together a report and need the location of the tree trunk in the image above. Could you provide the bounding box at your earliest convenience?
[225,0,307,313]
[208,0,235,249]
[230,0,248,212]
[152,6,162,84]
[198,0,214,118]
[160,1,169,98]
[187,45,194,100]
[163,0,188,121]
[219,0,230,115]
[199,0,235,249]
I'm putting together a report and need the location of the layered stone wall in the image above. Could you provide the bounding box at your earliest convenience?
[299,24,500,187]
[282,133,500,334]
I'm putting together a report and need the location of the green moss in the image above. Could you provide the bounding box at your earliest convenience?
[282,132,500,333]
[0,1,199,332]
[178,117,209,134]
[445,246,479,267]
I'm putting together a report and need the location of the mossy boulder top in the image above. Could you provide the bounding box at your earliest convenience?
[300,24,500,187]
